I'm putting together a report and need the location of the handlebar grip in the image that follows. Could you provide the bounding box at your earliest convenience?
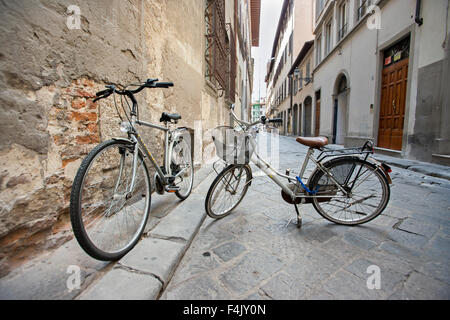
[155,82,174,88]
[96,89,111,97]
[269,118,283,123]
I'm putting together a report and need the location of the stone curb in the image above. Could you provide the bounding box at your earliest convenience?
[371,154,450,181]
[77,164,216,300]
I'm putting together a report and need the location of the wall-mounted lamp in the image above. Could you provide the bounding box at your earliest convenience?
[293,68,312,82]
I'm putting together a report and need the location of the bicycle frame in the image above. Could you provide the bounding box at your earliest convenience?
[117,114,188,195]
[228,107,354,202]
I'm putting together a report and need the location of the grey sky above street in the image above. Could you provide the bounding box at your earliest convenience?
[252,0,284,103]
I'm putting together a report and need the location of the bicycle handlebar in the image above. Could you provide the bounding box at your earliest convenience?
[92,78,174,102]
[229,106,283,130]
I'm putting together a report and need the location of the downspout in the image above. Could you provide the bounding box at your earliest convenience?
[289,74,293,135]
[415,0,423,26]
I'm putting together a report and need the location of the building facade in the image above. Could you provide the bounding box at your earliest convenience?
[265,0,315,135]
[312,0,450,164]
[289,40,316,137]
[0,0,260,275]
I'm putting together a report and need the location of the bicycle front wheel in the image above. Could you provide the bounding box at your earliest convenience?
[308,157,390,225]
[70,139,151,261]
[205,164,252,219]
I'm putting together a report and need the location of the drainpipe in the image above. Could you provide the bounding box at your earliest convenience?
[415,0,423,26]
[289,74,293,135]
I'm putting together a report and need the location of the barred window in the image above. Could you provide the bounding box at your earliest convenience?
[205,0,233,98]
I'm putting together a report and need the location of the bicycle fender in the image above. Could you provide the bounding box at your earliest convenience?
[368,157,393,184]
[171,127,191,142]
[111,137,148,159]
[112,137,134,145]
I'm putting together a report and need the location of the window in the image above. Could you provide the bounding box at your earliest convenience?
[285,78,288,97]
[289,33,293,56]
[299,69,303,89]
[306,61,311,83]
[204,0,228,92]
[315,0,327,19]
[357,0,372,21]
[325,21,332,55]
[338,1,348,41]
[288,77,291,95]
[316,34,322,65]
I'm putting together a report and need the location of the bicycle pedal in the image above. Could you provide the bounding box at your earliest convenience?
[165,185,180,193]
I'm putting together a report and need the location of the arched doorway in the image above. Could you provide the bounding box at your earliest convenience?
[304,96,313,137]
[333,73,349,145]
[293,104,298,135]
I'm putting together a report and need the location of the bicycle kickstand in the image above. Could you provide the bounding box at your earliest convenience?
[293,203,302,229]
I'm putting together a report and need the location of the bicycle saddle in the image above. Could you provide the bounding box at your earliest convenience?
[296,136,328,149]
[160,112,181,122]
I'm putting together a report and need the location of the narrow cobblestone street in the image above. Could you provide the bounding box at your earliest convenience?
[161,135,450,300]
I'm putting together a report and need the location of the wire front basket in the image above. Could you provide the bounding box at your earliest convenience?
[212,126,254,165]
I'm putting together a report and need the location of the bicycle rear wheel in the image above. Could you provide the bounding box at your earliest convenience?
[205,164,252,219]
[70,139,151,260]
[171,133,194,200]
[308,157,390,225]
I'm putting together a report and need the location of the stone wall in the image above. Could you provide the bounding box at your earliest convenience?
[0,0,229,276]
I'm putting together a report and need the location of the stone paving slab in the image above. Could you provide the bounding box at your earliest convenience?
[162,275,231,300]
[0,238,108,300]
[218,249,284,295]
[79,238,186,300]
[119,237,186,283]
[78,268,162,300]
[149,193,206,242]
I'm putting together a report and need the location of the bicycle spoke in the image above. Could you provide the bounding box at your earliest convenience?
[312,159,388,225]
[209,166,250,217]
[78,143,150,255]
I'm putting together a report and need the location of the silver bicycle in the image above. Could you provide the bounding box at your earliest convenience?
[70,79,194,261]
[205,104,392,228]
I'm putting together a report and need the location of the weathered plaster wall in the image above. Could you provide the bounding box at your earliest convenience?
[0,0,229,276]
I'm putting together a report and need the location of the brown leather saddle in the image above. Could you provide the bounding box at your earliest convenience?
[295,136,329,149]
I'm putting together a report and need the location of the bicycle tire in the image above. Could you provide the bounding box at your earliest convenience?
[308,157,390,225]
[70,139,151,261]
[205,164,252,219]
[172,135,194,200]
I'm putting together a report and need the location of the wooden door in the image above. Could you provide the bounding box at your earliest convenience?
[377,58,408,150]
[315,98,321,136]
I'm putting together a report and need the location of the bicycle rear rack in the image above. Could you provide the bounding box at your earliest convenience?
[316,140,374,162]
